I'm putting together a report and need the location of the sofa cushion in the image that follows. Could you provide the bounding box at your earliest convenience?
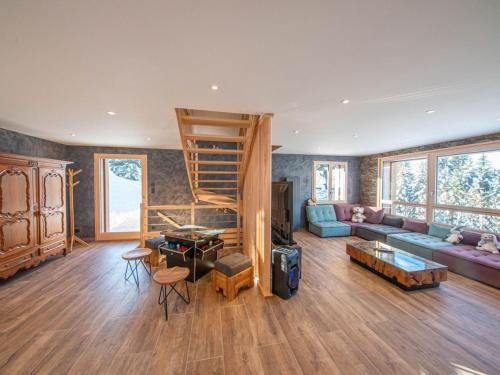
[334,203,360,221]
[435,244,500,270]
[388,232,453,250]
[341,220,364,235]
[358,224,409,236]
[428,223,452,240]
[309,221,351,237]
[364,206,385,224]
[306,205,337,224]
[403,218,428,234]
[382,214,404,228]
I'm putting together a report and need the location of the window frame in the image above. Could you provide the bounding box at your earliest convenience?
[312,161,348,204]
[378,141,500,231]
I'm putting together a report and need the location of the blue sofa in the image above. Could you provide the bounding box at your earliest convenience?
[305,205,351,237]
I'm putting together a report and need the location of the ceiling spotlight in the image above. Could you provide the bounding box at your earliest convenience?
[210,84,219,91]
[426,109,436,114]
[352,133,359,138]
[341,99,350,104]
[107,111,116,116]
[293,130,300,134]
[147,137,152,141]
[70,133,76,137]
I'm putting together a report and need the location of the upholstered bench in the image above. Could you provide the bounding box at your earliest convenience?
[145,236,165,266]
[213,253,254,301]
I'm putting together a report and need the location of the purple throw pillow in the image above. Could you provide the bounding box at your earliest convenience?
[403,218,428,234]
[364,206,385,224]
[334,203,359,221]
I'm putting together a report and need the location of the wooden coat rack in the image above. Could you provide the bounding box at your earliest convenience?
[67,168,89,251]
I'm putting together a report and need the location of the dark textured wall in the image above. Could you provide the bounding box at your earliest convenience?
[66,146,192,238]
[0,127,67,160]
[272,154,361,228]
[359,132,500,206]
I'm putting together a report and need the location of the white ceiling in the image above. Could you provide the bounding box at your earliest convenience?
[1,0,499,156]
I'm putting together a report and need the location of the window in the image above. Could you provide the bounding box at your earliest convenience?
[313,161,348,203]
[433,149,499,232]
[379,143,500,233]
[381,158,427,220]
[94,154,148,240]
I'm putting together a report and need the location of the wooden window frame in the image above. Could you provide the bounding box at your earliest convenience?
[312,161,348,204]
[94,153,148,241]
[378,140,500,227]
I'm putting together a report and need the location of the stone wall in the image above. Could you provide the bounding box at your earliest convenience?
[0,126,67,160]
[359,132,500,206]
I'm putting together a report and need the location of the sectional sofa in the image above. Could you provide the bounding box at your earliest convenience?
[305,203,499,288]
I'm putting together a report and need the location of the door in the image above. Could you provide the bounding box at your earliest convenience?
[0,164,36,258]
[39,167,66,244]
[94,154,147,240]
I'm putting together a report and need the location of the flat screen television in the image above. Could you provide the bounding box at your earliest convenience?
[271,181,294,245]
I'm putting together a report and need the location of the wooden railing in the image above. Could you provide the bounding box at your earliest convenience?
[140,202,242,248]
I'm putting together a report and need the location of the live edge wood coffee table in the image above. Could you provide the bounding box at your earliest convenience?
[346,241,448,290]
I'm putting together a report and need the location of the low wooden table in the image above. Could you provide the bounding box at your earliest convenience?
[346,241,447,290]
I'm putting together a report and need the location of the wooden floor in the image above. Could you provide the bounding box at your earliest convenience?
[1,231,500,375]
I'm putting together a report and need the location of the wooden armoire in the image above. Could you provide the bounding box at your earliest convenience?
[0,152,71,279]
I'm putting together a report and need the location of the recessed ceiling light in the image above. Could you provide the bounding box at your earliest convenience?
[352,133,359,138]
[107,111,116,116]
[496,117,500,121]
[293,130,300,134]
[426,109,436,114]
[147,137,151,141]
[70,133,76,137]
[341,99,350,104]
[210,84,219,91]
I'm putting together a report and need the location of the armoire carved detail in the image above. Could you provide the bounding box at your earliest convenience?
[0,153,70,279]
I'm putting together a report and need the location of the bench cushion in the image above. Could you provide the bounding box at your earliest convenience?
[355,224,409,242]
[387,232,453,260]
[433,245,500,288]
[308,221,351,238]
[145,236,165,250]
[215,253,252,277]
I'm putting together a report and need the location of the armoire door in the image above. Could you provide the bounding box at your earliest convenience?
[39,167,66,244]
[0,164,36,258]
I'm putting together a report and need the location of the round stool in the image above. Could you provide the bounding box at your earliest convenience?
[153,267,190,320]
[122,248,152,287]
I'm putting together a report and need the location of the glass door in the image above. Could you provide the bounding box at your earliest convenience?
[94,154,147,240]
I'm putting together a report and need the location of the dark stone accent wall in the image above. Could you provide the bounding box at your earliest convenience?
[66,146,192,238]
[272,154,361,228]
[359,132,500,206]
[0,127,67,160]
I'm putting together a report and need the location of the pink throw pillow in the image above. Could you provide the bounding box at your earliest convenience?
[403,218,427,234]
[364,206,385,224]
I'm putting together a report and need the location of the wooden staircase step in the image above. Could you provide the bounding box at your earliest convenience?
[193,171,240,175]
[188,148,244,155]
[184,134,246,143]
[195,187,239,191]
[182,116,251,128]
[189,160,241,166]
[194,179,238,183]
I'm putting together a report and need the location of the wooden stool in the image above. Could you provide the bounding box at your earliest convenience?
[122,248,152,287]
[153,267,190,320]
[213,253,254,301]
